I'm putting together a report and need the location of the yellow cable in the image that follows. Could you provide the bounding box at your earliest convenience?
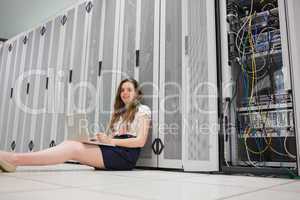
[244,127,272,155]
[248,14,255,106]
[243,13,272,155]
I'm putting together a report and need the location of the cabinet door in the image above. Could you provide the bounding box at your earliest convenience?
[5,38,23,151]
[0,44,8,149]
[97,0,119,133]
[42,18,57,149]
[0,40,17,150]
[55,2,90,145]
[43,15,63,149]
[55,7,77,144]
[119,0,137,80]
[136,0,159,167]
[12,31,34,152]
[24,26,46,152]
[11,33,33,152]
[31,21,53,151]
[158,0,183,169]
[21,28,41,152]
[85,0,103,134]
[182,0,219,171]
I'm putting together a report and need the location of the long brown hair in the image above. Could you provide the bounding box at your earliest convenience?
[108,78,143,132]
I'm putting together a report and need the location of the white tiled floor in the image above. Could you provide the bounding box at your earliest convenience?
[0,164,299,200]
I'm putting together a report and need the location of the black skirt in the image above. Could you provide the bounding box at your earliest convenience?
[97,134,141,170]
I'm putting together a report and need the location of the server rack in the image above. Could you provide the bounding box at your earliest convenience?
[218,0,300,175]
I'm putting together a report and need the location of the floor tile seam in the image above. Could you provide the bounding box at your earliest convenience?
[102,173,208,183]
[214,180,297,200]
[80,174,292,190]
[82,187,157,200]
[1,174,77,188]
[0,186,68,195]
[179,179,293,189]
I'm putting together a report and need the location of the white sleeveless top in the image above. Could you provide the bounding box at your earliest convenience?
[110,104,151,137]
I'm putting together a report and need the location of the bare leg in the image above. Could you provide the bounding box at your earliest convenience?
[0,140,105,169]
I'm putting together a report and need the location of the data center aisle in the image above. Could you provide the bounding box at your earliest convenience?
[0,164,299,200]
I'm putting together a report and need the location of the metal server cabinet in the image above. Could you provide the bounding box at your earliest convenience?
[218,0,300,175]
[138,0,219,171]
[84,0,219,171]
[106,0,159,168]
[44,2,82,149]
[42,0,92,148]
[285,0,300,176]
[109,0,219,171]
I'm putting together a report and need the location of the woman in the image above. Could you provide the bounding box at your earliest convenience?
[0,78,151,172]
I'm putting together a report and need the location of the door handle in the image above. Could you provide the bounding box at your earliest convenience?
[151,138,165,155]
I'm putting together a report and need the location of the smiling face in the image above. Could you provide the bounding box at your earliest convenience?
[110,78,142,130]
[120,81,137,105]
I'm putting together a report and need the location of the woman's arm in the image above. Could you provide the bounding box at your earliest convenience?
[113,115,150,147]
[96,115,151,148]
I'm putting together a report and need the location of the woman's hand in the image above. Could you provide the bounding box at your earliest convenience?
[95,133,113,144]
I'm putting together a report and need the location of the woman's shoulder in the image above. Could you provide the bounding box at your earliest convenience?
[137,104,151,118]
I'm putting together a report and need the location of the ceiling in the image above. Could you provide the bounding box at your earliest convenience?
[0,0,80,39]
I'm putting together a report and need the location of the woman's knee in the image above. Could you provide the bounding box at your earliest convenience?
[61,140,86,158]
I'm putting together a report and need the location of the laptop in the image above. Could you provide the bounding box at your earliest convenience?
[65,113,115,146]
